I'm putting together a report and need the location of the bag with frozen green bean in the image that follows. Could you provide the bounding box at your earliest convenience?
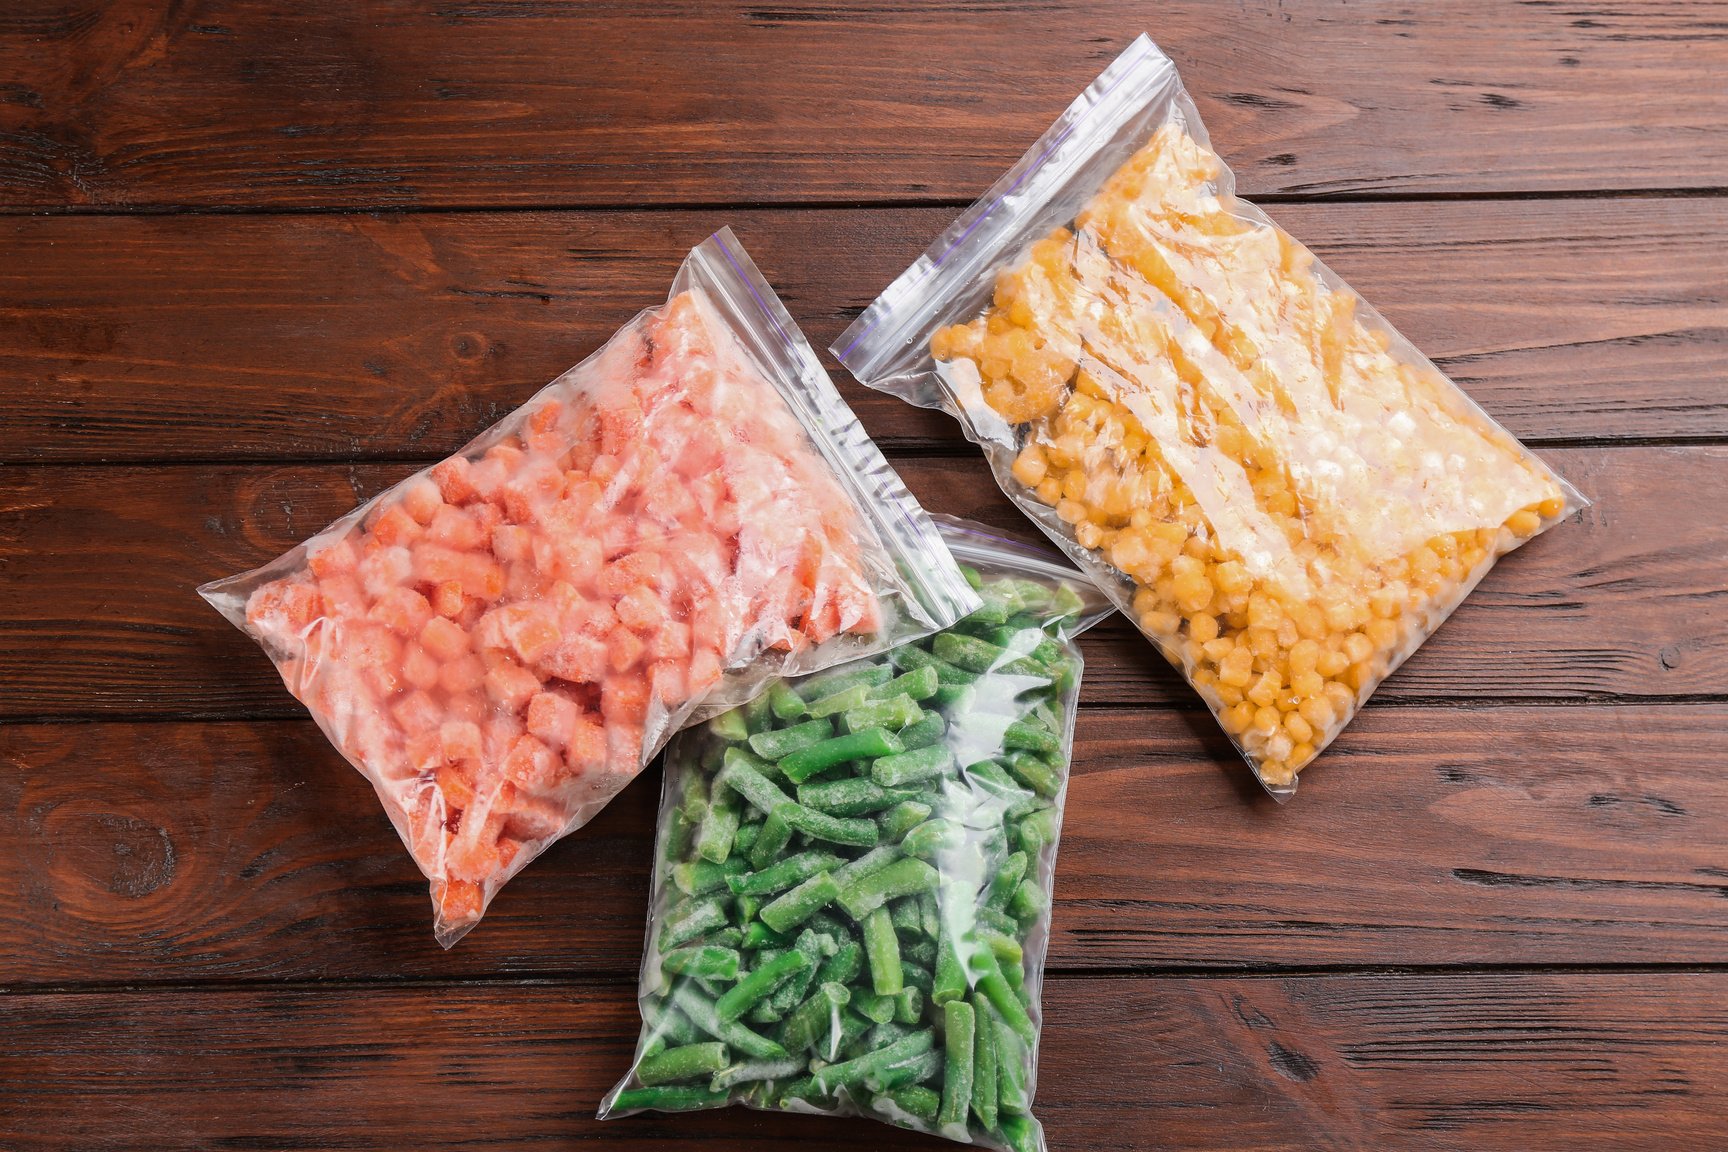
[600,516,1112,1151]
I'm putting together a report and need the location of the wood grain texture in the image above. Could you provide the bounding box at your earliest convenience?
[2,198,1723,463]
[3,974,1723,1151]
[0,448,1715,722]
[3,704,1724,985]
[2,1,1726,210]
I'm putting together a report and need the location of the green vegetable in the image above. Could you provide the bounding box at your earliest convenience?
[637,1042,729,1086]
[938,999,976,1133]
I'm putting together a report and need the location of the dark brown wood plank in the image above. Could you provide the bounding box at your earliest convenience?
[3,199,1723,463]
[4,974,1723,1150]
[3,704,1724,984]
[0,447,1715,722]
[2,2,1725,210]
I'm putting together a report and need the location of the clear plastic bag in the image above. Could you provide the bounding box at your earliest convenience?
[835,36,1586,797]
[601,515,1112,1152]
[200,229,979,946]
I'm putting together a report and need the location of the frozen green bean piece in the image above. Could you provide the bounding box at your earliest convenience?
[766,928,828,1015]
[805,683,872,719]
[831,1006,874,1062]
[976,906,1021,939]
[1003,717,1061,756]
[880,800,932,842]
[637,1041,729,1086]
[645,1005,703,1050]
[797,777,918,817]
[1009,878,1047,922]
[838,856,941,921]
[893,986,924,1026]
[902,936,937,969]
[746,1000,783,1026]
[749,806,794,869]
[663,809,696,863]
[797,662,892,702]
[938,999,976,1134]
[991,1007,1031,1114]
[709,1055,805,1093]
[894,644,977,686]
[986,852,1029,911]
[972,990,1000,1130]
[968,946,1035,1045]
[889,897,921,938]
[715,949,812,1021]
[747,717,832,762]
[779,728,904,784]
[779,803,880,848]
[932,925,968,1007]
[832,845,902,888]
[931,682,976,711]
[661,896,728,949]
[707,709,749,743]
[608,1084,730,1114]
[959,563,984,591]
[816,940,863,987]
[863,1047,942,1093]
[861,906,903,996]
[733,821,761,856]
[895,712,947,754]
[933,631,1013,674]
[758,870,840,934]
[743,691,774,735]
[741,920,789,951]
[869,664,941,702]
[901,960,934,994]
[999,1113,1043,1152]
[809,1030,934,1094]
[728,850,843,897]
[669,983,786,1060]
[866,1018,917,1051]
[768,680,807,721]
[717,749,795,815]
[1015,807,1060,854]
[901,818,962,860]
[873,1083,941,1125]
[978,926,1024,975]
[806,909,853,942]
[841,693,924,734]
[778,981,851,1054]
[776,1076,838,1109]
[870,744,954,788]
[695,789,741,864]
[672,857,746,898]
[918,891,941,939]
[850,989,897,1025]
[661,945,740,982]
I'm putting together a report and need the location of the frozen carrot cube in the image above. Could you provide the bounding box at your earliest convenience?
[419,615,470,662]
[501,733,560,793]
[498,603,560,666]
[426,505,484,551]
[400,476,444,526]
[440,720,483,765]
[307,536,358,580]
[484,661,541,713]
[501,788,567,841]
[540,635,607,685]
[436,879,482,923]
[492,524,532,564]
[607,628,645,674]
[436,760,477,811]
[600,674,648,725]
[439,654,486,695]
[371,586,433,636]
[392,690,443,738]
[615,585,668,633]
[368,504,422,548]
[431,457,480,505]
[431,579,465,619]
[402,643,440,691]
[525,690,580,750]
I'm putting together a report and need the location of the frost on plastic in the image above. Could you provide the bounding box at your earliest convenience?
[835,36,1586,798]
[199,229,978,946]
[601,517,1112,1152]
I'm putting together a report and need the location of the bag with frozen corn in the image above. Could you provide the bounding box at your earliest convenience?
[601,516,1111,1151]
[200,229,978,945]
[835,36,1584,797]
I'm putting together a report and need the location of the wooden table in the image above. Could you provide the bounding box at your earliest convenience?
[3,4,1725,1148]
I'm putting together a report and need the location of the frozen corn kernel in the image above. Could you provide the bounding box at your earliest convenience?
[931,120,1574,790]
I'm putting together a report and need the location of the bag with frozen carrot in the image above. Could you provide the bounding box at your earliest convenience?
[600,516,1111,1152]
[834,35,1585,798]
[200,228,979,946]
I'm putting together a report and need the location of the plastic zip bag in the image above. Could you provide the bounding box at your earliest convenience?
[201,229,979,946]
[601,515,1111,1152]
[835,36,1585,798]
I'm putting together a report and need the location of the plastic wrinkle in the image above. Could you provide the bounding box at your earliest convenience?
[835,35,1587,799]
[199,230,975,947]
